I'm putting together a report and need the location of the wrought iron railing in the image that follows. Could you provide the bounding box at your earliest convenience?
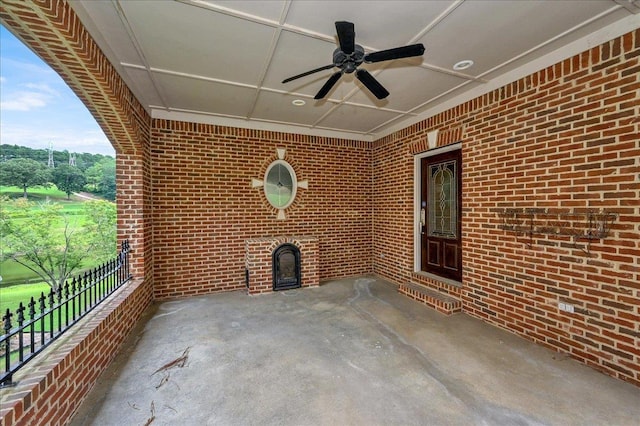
[1,241,132,387]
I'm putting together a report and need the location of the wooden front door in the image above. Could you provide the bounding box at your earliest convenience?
[420,149,462,281]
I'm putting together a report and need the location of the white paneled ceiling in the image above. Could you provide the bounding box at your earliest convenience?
[69,0,639,141]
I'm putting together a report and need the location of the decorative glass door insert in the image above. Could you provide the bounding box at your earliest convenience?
[428,160,457,239]
[421,149,462,281]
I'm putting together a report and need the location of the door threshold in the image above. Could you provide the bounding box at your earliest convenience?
[413,271,462,288]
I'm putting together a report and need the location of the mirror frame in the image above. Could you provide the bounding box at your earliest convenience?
[263,159,298,210]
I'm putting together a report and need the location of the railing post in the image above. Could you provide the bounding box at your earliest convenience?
[102,262,108,293]
[56,285,63,333]
[92,268,98,299]
[84,271,91,307]
[48,289,55,339]
[28,297,36,353]
[70,277,77,322]
[117,252,123,284]
[2,308,13,371]
[109,261,113,285]
[16,304,25,362]
[40,292,47,343]
[2,309,13,384]
[123,240,130,280]
[82,272,87,316]
[105,260,110,290]
[63,281,69,328]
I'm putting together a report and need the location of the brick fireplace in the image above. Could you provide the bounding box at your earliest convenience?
[245,236,319,295]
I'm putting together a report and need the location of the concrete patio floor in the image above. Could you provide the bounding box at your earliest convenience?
[71,276,640,425]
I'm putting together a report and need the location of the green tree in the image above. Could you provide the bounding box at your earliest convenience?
[85,157,116,200]
[0,144,114,172]
[0,198,87,291]
[52,164,86,199]
[82,200,117,263]
[0,158,51,198]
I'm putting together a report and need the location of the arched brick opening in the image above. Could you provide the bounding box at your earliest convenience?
[0,0,151,279]
[0,2,154,423]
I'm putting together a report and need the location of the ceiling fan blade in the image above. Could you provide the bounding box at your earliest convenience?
[282,64,335,84]
[335,21,355,55]
[356,69,389,99]
[364,43,425,63]
[314,71,343,99]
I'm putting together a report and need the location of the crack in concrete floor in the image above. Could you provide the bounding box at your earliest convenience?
[71,276,640,426]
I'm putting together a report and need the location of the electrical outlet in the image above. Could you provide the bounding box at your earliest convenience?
[559,302,574,313]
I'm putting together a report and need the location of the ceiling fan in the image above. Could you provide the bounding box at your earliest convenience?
[282,21,425,100]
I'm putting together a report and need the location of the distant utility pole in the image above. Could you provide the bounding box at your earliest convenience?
[47,142,55,168]
[69,152,76,166]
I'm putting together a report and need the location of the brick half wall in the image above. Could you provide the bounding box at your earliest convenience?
[0,278,153,426]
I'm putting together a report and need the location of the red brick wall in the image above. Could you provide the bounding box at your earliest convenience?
[372,137,413,284]
[117,150,153,279]
[374,29,640,385]
[151,120,373,299]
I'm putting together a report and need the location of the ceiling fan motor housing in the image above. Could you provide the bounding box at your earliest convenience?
[333,45,365,73]
[282,21,425,100]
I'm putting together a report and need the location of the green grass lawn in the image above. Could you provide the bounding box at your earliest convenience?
[1,185,87,214]
[1,186,96,284]
[1,186,116,367]
[0,277,111,331]
[1,185,77,201]
[0,260,41,283]
[0,281,51,318]
[0,249,115,329]
[0,286,108,351]
[0,257,102,284]
[1,185,115,313]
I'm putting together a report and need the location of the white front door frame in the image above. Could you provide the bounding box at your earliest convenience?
[413,142,462,272]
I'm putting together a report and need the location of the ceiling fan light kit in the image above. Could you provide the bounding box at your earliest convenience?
[282,21,425,100]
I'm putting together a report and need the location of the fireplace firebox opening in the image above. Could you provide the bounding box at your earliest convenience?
[272,243,301,291]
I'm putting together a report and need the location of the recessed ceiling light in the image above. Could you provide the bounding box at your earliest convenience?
[292,99,306,106]
[453,60,474,71]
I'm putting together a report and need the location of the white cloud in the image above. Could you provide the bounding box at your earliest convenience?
[1,82,59,111]
[0,123,114,156]
[1,57,54,77]
[24,82,60,96]
[0,90,50,111]
[1,30,113,156]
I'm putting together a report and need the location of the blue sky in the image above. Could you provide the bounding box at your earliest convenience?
[1,25,115,156]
